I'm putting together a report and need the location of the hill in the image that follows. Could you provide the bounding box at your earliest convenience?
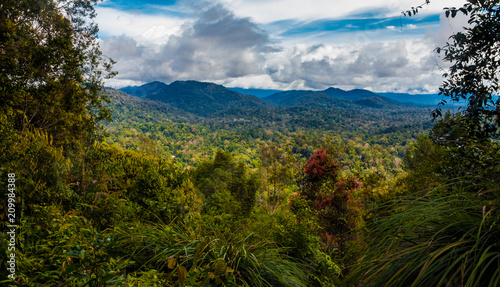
[354,96,414,108]
[229,86,442,106]
[105,88,199,123]
[119,81,168,98]
[321,87,378,101]
[227,87,283,98]
[122,80,272,117]
[263,89,409,109]
[263,91,355,109]
[118,80,429,115]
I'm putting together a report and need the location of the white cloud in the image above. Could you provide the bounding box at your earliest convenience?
[95,7,185,45]
[426,11,470,47]
[102,4,279,87]
[97,0,470,92]
[217,0,467,23]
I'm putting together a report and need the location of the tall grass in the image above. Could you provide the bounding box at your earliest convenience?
[116,221,309,286]
[346,180,500,287]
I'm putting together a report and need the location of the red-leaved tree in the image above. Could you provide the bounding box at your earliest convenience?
[293,148,362,249]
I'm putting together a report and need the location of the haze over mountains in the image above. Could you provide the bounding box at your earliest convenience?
[117,80,442,117]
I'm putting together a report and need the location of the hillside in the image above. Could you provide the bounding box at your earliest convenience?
[105,88,199,123]
[227,87,283,98]
[120,80,443,110]
[321,87,379,101]
[263,89,410,109]
[263,90,356,109]
[119,81,168,98]
[233,86,442,106]
[121,80,272,117]
[103,83,433,169]
[354,95,413,108]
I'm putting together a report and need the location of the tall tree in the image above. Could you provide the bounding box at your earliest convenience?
[432,0,500,140]
[0,0,115,147]
[192,150,259,217]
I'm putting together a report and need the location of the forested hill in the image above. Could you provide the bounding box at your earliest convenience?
[322,87,378,101]
[120,80,272,117]
[105,88,200,123]
[263,90,412,109]
[106,83,433,171]
[121,80,432,111]
[119,81,168,98]
[112,81,432,136]
[262,91,356,108]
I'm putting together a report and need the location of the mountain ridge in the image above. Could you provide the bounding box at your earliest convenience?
[121,80,272,117]
[118,80,439,114]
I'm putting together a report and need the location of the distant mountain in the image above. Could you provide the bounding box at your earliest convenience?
[231,86,442,106]
[105,88,199,123]
[263,90,355,109]
[322,88,381,101]
[118,80,440,114]
[378,93,440,105]
[144,80,272,117]
[119,81,168,98]
[354,96,411,108]
[263,88,412,109]
[227,87,284,98]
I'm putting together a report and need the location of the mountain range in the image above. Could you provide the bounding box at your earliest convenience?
[228,86,442,105]
[117,80,440,116]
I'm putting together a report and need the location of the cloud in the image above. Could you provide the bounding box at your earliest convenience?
[217,0,467,23]
[100,0,468,93]
[96,7,184,45]
[245,39,443,92]
[102,4,280,86]
[426,12,470,47]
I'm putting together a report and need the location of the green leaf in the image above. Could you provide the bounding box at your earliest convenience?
[214,258,227,274]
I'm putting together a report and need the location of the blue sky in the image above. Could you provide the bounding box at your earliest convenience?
[96,0,468,93]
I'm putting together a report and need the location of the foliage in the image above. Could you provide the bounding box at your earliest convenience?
[347,2,500,285]
[297,148,363,254]
[433,0,500,140]
[402,135,447,193]
[8,1,496,286]
[0,129,76,211]
[116,221,309,287]
[271,205,319,260]
[0,0,115,148]
[347,184,500,287]
[259,143,300,209]
[79,142,203,226]
[192,150,259,217]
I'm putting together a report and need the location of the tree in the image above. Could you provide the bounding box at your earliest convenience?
[432,0,500,140]
[346,3,500,285]
[192,150,259,217]
[404,0,500,184]
[293,148,361,250]
[259,143,298,208]
[0,0,115,147]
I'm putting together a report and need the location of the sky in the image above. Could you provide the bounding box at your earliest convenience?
[96,0,469,93]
